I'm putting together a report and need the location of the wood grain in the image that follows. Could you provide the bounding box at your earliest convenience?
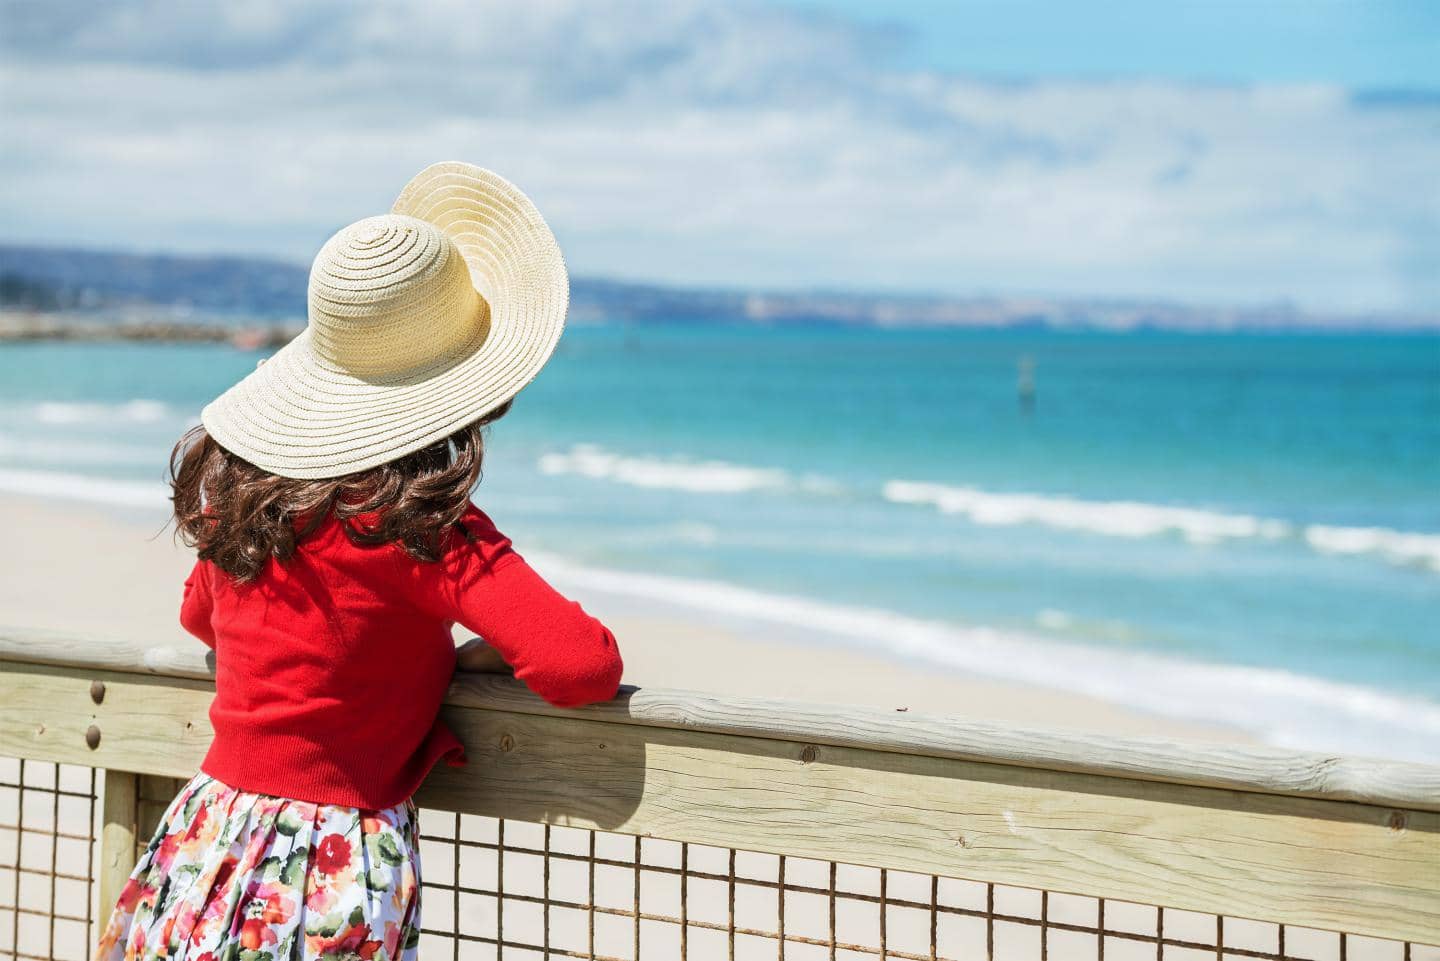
[98,770,138,924]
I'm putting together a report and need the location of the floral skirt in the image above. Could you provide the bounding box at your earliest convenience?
[96,770,422,961]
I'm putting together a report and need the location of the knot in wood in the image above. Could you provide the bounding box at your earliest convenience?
[1388,811,1407,833]
[85,724,101,750]
[89,679,106,704]
[800,745,819,764]
[498,734,515,753]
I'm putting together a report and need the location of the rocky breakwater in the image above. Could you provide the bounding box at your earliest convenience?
[0,310,302,348]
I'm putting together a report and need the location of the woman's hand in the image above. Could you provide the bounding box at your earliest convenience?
[455,637,514,674]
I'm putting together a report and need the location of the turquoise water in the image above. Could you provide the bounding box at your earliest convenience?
[1,328,1437,759]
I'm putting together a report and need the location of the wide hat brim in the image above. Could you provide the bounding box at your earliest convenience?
[200,162,568,479]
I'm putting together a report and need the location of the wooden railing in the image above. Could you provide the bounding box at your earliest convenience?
[1,625,1437,959]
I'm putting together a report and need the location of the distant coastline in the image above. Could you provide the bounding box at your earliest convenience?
[0,311,300,347]
[3,242,1437,336]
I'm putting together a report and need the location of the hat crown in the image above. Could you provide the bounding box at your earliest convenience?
[307,214,487,376]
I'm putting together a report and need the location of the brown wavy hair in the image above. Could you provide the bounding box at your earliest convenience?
[170,401,511,582]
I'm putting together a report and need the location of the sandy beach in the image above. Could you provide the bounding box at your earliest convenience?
[0,494,1249,744]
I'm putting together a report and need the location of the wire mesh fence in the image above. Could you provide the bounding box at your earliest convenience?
[0,759,99,961]
[413,809,1437,961]
[0,758,1434,961]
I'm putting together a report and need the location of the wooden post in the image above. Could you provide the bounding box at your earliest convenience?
[98,770,138,920]
[137,775,187,859]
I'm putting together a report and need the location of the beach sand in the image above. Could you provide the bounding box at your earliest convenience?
[3,495,1419,961]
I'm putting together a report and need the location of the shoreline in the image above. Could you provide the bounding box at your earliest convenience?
[0,492,1253,745]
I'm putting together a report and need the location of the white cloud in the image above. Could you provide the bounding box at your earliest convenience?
[1,0,1436,312]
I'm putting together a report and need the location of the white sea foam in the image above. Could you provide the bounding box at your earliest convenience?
[538,444,809,494]
[531,552,1440,763]
[1305,524,1440,573]
[0,468,168,509]
[884,480,1292,544]
[0,432,159,467]
[28,399,173,425]
[885,478,1440,573]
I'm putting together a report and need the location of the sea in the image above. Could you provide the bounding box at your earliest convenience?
[1,325,1437,762]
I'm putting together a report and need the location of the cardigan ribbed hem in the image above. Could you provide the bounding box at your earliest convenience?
[199,718,467,811]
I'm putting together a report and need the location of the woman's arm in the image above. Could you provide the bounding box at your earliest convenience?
[431,507,623,707]
[179,560,217,649]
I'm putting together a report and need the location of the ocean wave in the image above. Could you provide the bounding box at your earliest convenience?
[885,479,1440,572]
[1304,524,1440,572]
[537,444,837,495]
[0,468,169,509]
[531,552,1440,763]
[25,399,174,425]
[0,432,159,466]
[884,480,1292,544]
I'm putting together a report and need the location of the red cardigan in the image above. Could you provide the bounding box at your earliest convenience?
[179,502,623,810]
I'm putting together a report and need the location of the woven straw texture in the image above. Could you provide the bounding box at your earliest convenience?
[201,161,568,479]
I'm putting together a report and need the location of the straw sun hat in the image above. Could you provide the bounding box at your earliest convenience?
[200,161,568,479]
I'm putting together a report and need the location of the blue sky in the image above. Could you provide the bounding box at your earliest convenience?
[1,0,1437,314]
[789,1,1440,88]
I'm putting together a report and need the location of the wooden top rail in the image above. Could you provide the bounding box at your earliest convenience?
[3,624,1437,812]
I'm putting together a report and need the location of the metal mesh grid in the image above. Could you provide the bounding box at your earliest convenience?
[414,809,1437,961]
[0,759,1433,961]
[0,759,99,961]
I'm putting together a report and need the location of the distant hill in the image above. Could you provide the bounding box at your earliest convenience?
[1,243,1435,333]
[0,245,307,318]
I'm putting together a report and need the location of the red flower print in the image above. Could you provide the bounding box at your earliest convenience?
[155,829,181,869]
[239,917,273,950]
[261,892,292,925]
[182,800,210,841]
[338,923,372,953]
[312,921,378,958]
[211,855,238,893]
[315,832,352,875]
[116,877,144,912]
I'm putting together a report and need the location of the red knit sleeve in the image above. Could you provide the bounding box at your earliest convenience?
[428,504,624,707]
[179,560,217,649]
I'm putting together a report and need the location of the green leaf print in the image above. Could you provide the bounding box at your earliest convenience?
[404,925,420,949]
[182,791,203,824]
[258,854,283,881]
[348,904,364,927]
[220,942,241,961]
[364,866,391,892]
[363,832,405,868]
[281,847,309,887]
[238,950,266,961]
[305,909,345,938]
[375,833,404,866]
[275,807,306,836]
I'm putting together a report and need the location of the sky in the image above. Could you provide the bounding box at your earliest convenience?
[787,1,1440,88]
[1,0,1437,314]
